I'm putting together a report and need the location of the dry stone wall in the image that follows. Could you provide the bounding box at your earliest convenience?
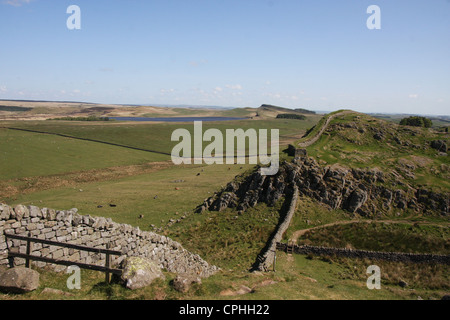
[276,243,450,265]
[253,186,299,272]
[0,204,218,277]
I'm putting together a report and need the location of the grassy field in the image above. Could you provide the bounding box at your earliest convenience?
[0,128,168,181]
[7,163,255,230]
[0,108,448,301]
[296,222,449,255]
[2,117,320,154]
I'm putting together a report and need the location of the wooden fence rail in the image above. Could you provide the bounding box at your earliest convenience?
[4,232,123,283]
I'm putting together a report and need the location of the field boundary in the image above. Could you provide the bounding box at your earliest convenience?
[1,126,172,156]
[297,110,354,148]
[252,185,299,272]
[276,242,450,265]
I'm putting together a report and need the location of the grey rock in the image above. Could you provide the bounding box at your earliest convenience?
[28,206,41,218]
[346,189,368,213]
[431,140,447,153]
[120,256,165,290]
[172,274,202,293]
[0,267,40,293]
[14,205,29,221]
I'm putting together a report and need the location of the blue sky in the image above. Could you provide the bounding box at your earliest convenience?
[0,0,449,115]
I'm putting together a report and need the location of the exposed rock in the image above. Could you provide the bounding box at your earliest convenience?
[172,274,202,293]
[345,189,368,213]
[121,256,165,290]
[431,140,447,153]
[373,132,384,141]
[198,157,448,217]
[0,267,40,293]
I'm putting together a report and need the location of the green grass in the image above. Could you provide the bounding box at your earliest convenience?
[304,112,450,192]
[3,252,446,300]
[285,197,352,240]
[297,222,449,255]
[8,163,254,231]
[1,111,448,301]
[0,128,168,180]
[168,201,282,271]
[2,117,319,156]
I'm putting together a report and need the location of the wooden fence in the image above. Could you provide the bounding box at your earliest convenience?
[4,232,123,283]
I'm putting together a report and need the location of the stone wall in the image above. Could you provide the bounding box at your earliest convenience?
[253,186,299,272]
[276,243,450,265]
[0,204,218,277]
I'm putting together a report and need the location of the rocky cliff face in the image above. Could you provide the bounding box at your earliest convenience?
[197,157,449,218]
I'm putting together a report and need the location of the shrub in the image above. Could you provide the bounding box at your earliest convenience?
[399,116,432,128]
[276,114,306,120]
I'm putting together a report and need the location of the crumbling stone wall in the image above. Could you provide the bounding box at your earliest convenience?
[0,204,218,277]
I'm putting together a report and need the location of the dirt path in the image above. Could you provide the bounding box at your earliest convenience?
[290,219,450,243]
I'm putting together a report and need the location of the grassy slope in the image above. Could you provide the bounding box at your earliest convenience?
[0,128,168,180]
[9,163,254,230]
[304,112,449,192]
[297,222,449,255]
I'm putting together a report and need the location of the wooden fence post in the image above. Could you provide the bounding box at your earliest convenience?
[105,243,111,284]
[273,250,277,272]
[25,232,31,268]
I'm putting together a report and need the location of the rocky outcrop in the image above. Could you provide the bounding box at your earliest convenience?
[197,157,448,217]
[431,140,448,153]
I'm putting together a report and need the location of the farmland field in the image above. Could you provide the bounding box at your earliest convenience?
[0,103,448,301]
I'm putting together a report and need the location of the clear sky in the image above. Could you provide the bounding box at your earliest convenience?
[0,0,449,115]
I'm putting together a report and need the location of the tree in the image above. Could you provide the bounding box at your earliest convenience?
[399,116,432,128]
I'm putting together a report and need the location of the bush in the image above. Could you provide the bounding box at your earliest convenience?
[399,116,432,128]
[276,114,306,120]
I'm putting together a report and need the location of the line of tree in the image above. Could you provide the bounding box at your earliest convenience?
[399,116,433,128]
[49,116,113,122]
[276,113,306,120]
